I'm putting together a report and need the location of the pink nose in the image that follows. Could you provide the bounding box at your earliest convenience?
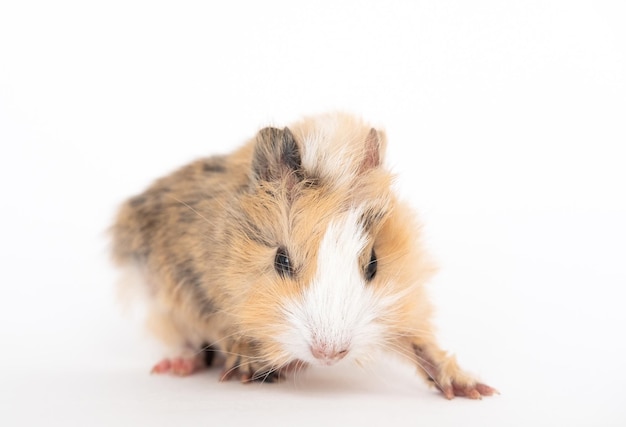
[310,345,349,365]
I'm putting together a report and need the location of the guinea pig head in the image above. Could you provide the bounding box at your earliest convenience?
[230,116,425,369]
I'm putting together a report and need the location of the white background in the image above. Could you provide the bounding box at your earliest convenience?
[1,1,625,426]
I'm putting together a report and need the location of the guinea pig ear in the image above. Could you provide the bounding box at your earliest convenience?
[252,126,302,183]
[359,128,387,173]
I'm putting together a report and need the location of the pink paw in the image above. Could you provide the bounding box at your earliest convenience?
[441,382,499,400]
[151,356,203,376]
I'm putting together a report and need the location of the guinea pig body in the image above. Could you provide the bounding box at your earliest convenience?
[111,112,495,399]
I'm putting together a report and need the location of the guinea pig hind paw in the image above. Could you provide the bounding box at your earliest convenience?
[150,355,206,376]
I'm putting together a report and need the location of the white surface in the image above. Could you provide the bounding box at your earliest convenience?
[1,1,625,426]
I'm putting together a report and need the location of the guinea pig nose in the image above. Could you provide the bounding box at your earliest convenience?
[310,344,349,364]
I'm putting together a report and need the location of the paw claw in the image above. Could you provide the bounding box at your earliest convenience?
[442,385,455,400]
[476,383,499,396]
[467,388,482,400]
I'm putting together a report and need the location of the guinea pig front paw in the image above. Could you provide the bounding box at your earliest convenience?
[412,343,498,400]
[429,368,498,400]
[439,380,498,400]
[219,339,282,384]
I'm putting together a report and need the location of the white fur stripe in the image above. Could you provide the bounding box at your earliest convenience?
[279,207,389,365]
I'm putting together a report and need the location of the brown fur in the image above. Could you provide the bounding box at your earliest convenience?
[110,112,496,397]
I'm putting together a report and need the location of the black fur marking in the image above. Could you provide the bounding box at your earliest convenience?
[241,218,273,247]
[203,158,226,173]
[138,217,158,237]
[146,186,172,199]
[412,344,424,353]
[201,343,218,367]
[131,251,150,263]
[280,127,301,172]
[251,127,279,182]
[302,177,320,188]
[174,260,216,317]
[252,127,302,182]
[248,339,263,353]
[178,208,197,223]
[197,295,216,317]
[174,260,203,288]
[359,207,386,232]
[129,196,147,207]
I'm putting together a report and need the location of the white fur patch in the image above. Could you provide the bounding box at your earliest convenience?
[300,114,338,172]
[115,263,152,321]
[279,208,392,365]
[299,114,362,188]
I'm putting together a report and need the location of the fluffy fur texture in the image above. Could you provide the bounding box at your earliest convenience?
[110,112,495,398]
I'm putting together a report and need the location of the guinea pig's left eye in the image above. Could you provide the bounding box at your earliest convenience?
[365,249,377,281]
[274,247,293,277]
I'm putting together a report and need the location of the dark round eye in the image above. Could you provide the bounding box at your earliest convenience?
[274,247,293,277]
[365,249,377,281]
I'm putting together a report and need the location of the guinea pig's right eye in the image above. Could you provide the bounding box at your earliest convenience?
[274,247,293,277]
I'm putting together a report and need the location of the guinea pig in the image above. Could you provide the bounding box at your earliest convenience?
[110,112,496,399]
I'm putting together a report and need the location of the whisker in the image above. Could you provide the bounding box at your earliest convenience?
[166,194,213,225]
